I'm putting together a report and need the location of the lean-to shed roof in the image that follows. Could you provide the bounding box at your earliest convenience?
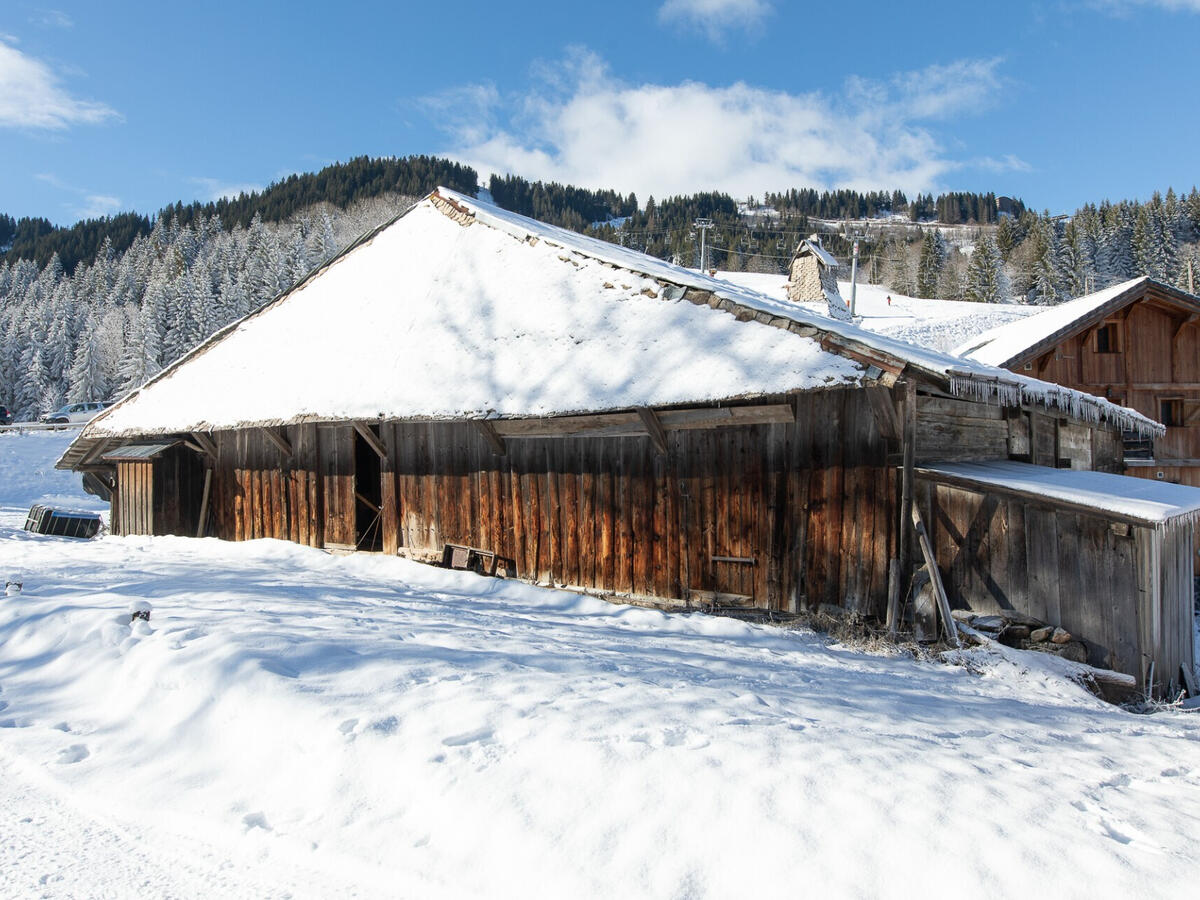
[918,460,1200,527]
[59,190,1160,469]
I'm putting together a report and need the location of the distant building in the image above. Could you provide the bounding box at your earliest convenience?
[787,236,849,320]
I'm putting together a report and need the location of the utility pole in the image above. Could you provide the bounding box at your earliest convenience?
[849,237,861,317]
[693,218,713,272]
[845,228,868,317]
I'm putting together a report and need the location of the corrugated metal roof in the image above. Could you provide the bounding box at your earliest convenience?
[100,441,179,461]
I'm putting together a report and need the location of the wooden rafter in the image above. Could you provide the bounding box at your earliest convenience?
[473,419,507,456]
[190,432,218,458]
[637,407,669,455]
[353,422,388,459]
[260,427,293,458]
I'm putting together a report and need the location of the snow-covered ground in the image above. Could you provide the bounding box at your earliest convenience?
[2,431,1200,898]
[716,272,1038,353]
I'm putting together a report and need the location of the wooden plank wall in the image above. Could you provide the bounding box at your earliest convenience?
[196,389,897,615]
[114,460,153,536]
[920,480,1149,681]
[380,390,895,613]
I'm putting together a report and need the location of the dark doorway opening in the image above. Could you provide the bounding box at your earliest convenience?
[354,428,383,551]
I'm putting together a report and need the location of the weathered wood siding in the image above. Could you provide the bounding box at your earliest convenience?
[919,478,1195,689]
[194,389,899,614]
[113,460,153,536]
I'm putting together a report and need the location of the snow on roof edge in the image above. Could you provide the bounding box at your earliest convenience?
[918,460,1200,526]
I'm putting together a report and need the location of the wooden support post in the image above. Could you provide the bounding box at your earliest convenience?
[898,380,916,588]
[260,427,292,458]
[911,504,960,647]
[352,422,388,459]
[195,468,212,538]
[473,419,507,456]
[190,432,218,459]
[637,407,669,455]
[1182,663,1199,698]
[886,557,901,637]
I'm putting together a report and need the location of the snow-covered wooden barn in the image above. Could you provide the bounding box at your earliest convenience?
[58,190,1196,693]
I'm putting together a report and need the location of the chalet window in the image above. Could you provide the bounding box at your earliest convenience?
[1159,398,1184,427]
[1094,322,1121,353]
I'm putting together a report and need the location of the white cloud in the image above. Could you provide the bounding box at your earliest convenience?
[76,194,120,219]
[0,38,118,129]
[974,154,1032,174]
[1089,0,1200,11]
[189,177,264,202]
[426,51,1012,202]
[31,9,74,28]
[35,173,121,220]
[658,0,773,40]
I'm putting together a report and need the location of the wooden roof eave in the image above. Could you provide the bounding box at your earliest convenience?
[999,280,1149,368]
[1000,278,1200,369]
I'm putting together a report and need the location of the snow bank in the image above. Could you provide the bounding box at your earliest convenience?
[2,432,1199,897]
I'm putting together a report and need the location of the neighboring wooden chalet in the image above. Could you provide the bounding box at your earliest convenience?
[957,277,1200,487]
[59,191,1196,694]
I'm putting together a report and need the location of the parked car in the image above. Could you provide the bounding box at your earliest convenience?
[39,401,112,425]
[0,405,12,426]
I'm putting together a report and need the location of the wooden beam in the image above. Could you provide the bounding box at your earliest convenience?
[79,439,111,467]
[819,336,905,385]
[473,419,507,456]
[911,504,960,647]
[195,469,212,538]
[260,427,292,458]
[637,407,669,455]
[353,422,387,459]
[190,432,218,458]
[1172,313,1199,340]
[492,403,795,440]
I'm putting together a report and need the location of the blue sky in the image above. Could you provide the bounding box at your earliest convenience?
[3,0,1199,225]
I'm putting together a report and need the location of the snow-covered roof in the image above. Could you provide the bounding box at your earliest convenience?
[918,460,1200,526]
[795,237,838,269]
[716,272,1037,353]
[954,277,1200,367]
[61,189,1161,466]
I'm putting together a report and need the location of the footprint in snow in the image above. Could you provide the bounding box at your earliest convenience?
[56,744,89,764]
[242,812,272,831]
[442,727,493,747]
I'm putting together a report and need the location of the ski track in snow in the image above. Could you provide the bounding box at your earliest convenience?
[1,431,1200,898]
